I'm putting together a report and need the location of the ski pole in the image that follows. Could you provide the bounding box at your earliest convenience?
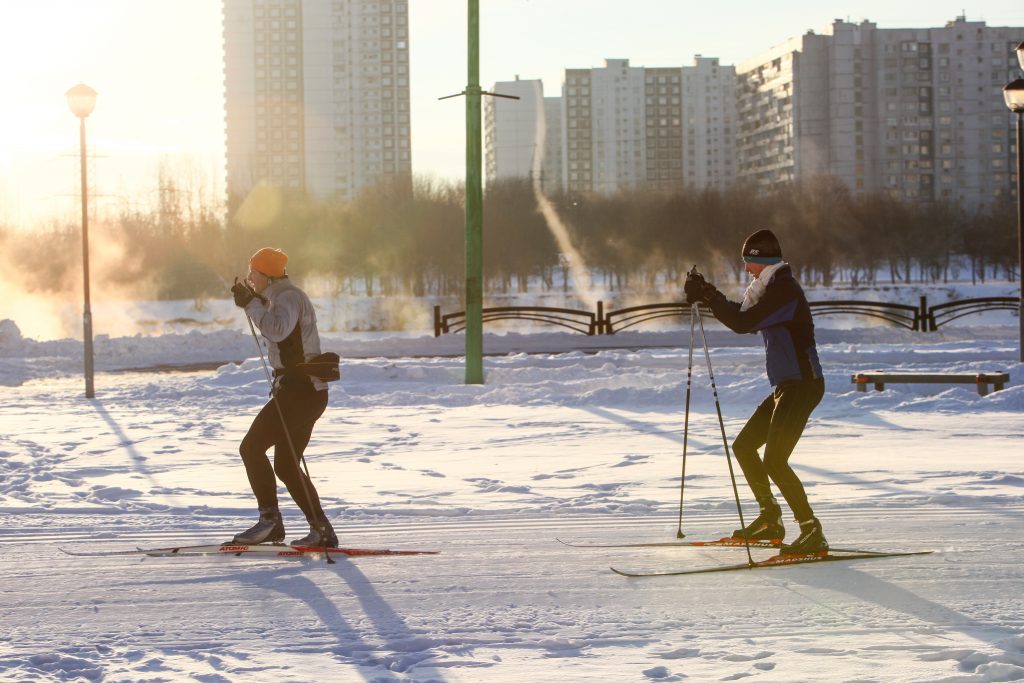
[675,302,698,539]
[243,313,335,565]
[695,311,754,566]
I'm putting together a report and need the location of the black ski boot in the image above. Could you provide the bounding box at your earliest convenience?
[231,507,285,545]
[290,518,338,548]
[732,500,785,542]
[780,517,829,555]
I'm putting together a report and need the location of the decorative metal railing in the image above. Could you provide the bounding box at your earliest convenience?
[432,296,1017,337]
[925,297,1018,331]
[435,305,600,336]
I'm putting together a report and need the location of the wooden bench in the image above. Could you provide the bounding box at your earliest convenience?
[851,371,1010,396]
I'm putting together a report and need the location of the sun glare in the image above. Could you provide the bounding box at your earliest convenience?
[0,1,224,228]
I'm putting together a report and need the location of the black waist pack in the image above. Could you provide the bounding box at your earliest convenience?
[297,352,341,382]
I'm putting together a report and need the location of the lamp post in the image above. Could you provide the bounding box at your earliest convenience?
[65,83,97,398]
[1005,42,1024,362]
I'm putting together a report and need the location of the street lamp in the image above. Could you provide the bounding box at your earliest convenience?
[1005,40,1024,361]
[1005,73,1024,362]
[65,83,97,398]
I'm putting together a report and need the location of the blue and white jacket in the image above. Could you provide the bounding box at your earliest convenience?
[706,265,823,386]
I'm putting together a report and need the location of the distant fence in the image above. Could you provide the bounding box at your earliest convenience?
[925,297,1019,331]
[434,296,1016,337]
[434,304,601,336]
[603,302,712,334]
[808,299,923,330]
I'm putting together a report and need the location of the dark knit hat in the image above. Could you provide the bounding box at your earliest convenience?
[741,229,782,264]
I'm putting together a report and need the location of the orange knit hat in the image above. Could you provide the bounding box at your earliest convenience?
[249,247,288,277]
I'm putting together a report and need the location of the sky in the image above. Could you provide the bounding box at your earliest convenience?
[0,0,1022,228]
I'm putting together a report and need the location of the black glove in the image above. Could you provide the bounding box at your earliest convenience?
[684,270,710,305]
[231,277,256,308]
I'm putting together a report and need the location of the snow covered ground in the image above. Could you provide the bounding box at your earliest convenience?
[0,290,1022,681]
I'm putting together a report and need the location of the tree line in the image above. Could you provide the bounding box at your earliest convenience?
[0,173,1017,304]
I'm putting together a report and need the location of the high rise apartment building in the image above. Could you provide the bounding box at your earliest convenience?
[223,0,411,204]
[736,16,1022,207]
[561,58,736,195]
[541,97,563,193]
[484,77,563,192]
[565,59,647,194]
[680,57,736,190]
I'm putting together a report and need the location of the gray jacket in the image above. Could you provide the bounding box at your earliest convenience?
[244,278,327,392]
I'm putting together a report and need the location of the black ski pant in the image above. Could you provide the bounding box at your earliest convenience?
[732,377,824,523]
[239,381,329,523]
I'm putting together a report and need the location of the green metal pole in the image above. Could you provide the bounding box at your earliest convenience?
[464,0,484,383]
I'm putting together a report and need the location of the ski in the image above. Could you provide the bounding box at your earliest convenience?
[558,536,782,550]
[610,549,933,577]
[556,536,888,555]
[59,543,438,558]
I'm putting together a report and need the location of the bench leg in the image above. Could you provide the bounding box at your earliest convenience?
[994,383,1004,392]
[874,383,884,392]
[977,383,988,397]
[856,383,866,393]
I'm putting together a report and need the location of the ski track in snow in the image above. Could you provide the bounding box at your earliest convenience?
[0,310,1022,680]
